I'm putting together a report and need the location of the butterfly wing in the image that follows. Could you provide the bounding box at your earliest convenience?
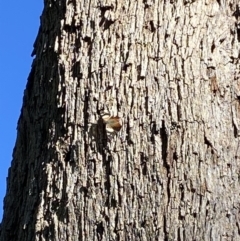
[106,117,122,132]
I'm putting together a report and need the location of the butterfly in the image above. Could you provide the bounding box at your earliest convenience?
[101,113,122,133]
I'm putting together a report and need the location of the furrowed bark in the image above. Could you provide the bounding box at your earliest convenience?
[1,1,240,240]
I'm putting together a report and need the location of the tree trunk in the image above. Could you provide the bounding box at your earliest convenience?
[1,1,240,240]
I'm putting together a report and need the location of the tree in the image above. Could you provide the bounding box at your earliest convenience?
[1,0,240,240]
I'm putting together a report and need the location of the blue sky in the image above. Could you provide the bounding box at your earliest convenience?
[0,1,43,220]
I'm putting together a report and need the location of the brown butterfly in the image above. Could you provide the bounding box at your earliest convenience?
[101,113,122,133]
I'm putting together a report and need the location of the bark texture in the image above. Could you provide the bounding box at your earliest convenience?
[1,0,240,240]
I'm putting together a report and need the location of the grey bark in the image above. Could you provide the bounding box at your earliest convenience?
[1,0,240,241]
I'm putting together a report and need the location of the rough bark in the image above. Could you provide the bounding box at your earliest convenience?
[1,0,240,240]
